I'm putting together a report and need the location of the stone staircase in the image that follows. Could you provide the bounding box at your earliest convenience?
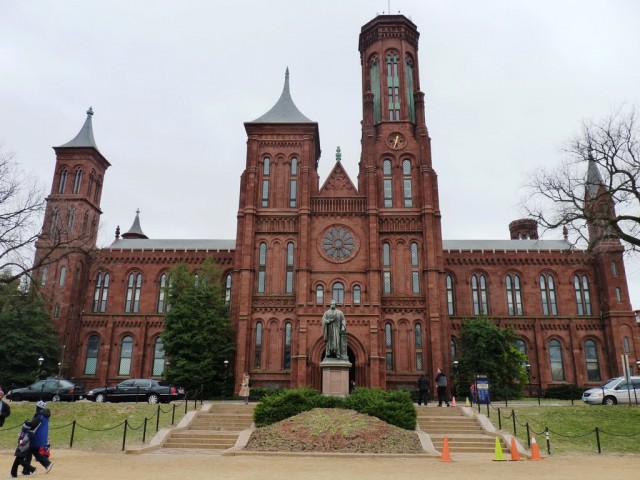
[417,406,508,454]
[162,403,255,450]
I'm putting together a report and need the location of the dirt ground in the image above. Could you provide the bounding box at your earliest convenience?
[1,449,639,480]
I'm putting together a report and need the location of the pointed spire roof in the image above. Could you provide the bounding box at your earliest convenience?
[319,151,359,197]
[586,152,604,199]
[249,68,313,123]
[121,209,148,239]
[58,107,99,150]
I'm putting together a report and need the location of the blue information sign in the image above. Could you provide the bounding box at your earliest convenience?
[475,374,490,404]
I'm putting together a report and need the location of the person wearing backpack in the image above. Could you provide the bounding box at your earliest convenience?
[30,401,53,473]
[0,389,11,427]
[10,420,37,477]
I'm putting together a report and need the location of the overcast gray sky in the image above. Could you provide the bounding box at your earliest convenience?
[2,0,640,307]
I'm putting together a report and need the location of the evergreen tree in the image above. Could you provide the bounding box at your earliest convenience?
[456,317,528,399]
[161,259,234,397]
[0,277,60,387]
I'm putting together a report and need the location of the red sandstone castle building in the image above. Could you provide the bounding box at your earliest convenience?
[34,15,638,394]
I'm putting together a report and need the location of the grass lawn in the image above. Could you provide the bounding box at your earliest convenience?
[0,400,193,452]
[485,401,640,455]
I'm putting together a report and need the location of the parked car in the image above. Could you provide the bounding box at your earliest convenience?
[582,376,640,405]
[86,379,183,404]
[6,378,85,402]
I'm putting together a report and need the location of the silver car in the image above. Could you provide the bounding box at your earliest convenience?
[582,376,640,405]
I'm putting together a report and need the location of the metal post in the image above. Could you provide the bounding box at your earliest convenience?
[545,426,551,455]
[595,427,601,454]
[497,408,502,430]
[142,417,147,443]
[512,409,516,435]
[122,419,128,451]
[172,403,176,425]
[69,420,76,449]
[526,423,530,447]
[156,404,161,431]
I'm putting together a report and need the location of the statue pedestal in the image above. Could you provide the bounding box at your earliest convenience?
[320,358,352,397]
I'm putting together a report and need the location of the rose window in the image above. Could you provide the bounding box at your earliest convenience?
[321,227,356,260]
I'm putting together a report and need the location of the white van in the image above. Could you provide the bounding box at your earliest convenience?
[582,376,640,405]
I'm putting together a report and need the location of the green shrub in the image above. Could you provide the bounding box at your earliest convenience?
[544,384,583,400]
[253,387,323,426]
[249,387,285,401]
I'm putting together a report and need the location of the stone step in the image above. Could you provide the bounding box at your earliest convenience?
[171,432,239,440]
[163,441,234,449]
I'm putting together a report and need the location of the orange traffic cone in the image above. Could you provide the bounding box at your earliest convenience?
[440,435,452,462]
[530,435,542,461]
[493,436,506,461]
[510,437,521,461]
[451,396,457,407]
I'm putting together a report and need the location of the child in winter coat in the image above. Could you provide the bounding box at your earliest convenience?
[10,420,37,477]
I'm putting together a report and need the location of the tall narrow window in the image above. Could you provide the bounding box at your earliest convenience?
[92,272,109,313]
[549,339,565,381]
[623,336,630,353]
[514,338,527,368]
[58,168,68,194]
[332,282,344,304]
[67,206,76,233]
[353,285,361,304]
[285,242,294,293]
[289,157,298,208]
[316,285,324,305]
[257,242,267,293]
[94,179,102,203]
[254,322,263,369]
[615,287,622,303]
[382,242,392,294]
[539,274,558,315]
[53,303,60,318]
[224,273,232,306]
[261,157,270,208]
[386,52,400,120]
[40,266,48,286]
[446,274,456,315]
[471,274,489,315]
[451,338,458,362]
[405,55,415,123]
[574,274,592,316]
[283,322,292,370]
[611,261,618,277]
[118,335,133,376]
[84,334,100,375]
[584,339,600,381]
[506,274,523,315]
[402,159,413,207]
[92,273,101,310]
[152,337,164,376]
[415,323,423,370]
[50,208,59,236]
[410,242,420,293]
[383,159,393,208]
[82,212,89,236]
[370,56,381,124]
[125,273,142,313]
[72,169,83,194]
[59,266,67,287]
[157,273,167,313]
[385,322,393,370]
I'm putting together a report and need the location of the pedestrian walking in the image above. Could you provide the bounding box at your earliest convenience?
[0,389,11,427]
[10,420,37,478]
[30,401,53,473]
[435,368,450,407]
[239,372,250,405]
[417,375,430,406]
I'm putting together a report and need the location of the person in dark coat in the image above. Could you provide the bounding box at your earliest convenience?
[10,420,37,477]
[417,375,430,406]
[30,401,53,473]
[0,389,11,427]
[435,368,450,407]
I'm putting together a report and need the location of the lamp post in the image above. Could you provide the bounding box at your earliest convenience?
[452,360,459,399]
[525,362,531,397]
[223,359,229,398]
[37,356,44,381]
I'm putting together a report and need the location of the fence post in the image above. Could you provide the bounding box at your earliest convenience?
[486,401,490,418]
[526,423,530,447]
[595,427,601,454]
[69,420,76,449]
[142,417,148,443]
[184,394,188,415]
[545,426,551,455]
[505,388,508,408]
[497,408,502,430]
[512,409,517,436]
[156,404,161,432]
[172,404,176,425]
[122,419,129,452]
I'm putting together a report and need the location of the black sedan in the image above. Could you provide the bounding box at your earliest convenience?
[86,378,183,404]
[6,378,85,402]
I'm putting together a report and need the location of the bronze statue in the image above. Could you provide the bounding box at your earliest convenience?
[322,300,346,358]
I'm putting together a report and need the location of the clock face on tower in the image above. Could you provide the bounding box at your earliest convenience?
[387,132,406,150]
[319,225,358,262]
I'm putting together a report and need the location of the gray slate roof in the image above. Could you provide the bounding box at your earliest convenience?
[586,155,604,199]
[58,107,99,150]
[107,239,236,252]
[248,68,313,123]
[122,210,148,239]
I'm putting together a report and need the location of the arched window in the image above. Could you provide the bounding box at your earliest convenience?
[415,323,423,370]
[615,287,622,303]
[611,261,618,277]
[505,274,523,315]
[385,322,394,370]
[82,212,89,236]
[72,168,83,194]
[446,274,456,315]
[383,159,393,208]
[574,274,592,316]
[370,56,381,124]
[92,272,109,313]
[257,242,267,293]
[382,242,392,293]
[332,282,345,304]
[316,284,324,305]
[548,339,565,381]
[584,339,600,382]
[353,285,361,304]
[84,334,100,375]
[125,273,142,313]
[58,168,68,194]
[514,338,527,367]
[152,337,165,376]
[157,273,168,313]
[59,266,67,287]
[403,159,413,207]
[471,273,489,315]
[224,273,232,306]
[623,336,630,353]
[261,157,270,208]
[451,338,458,362]
[50,208,59,236]
[410,241,420,293]
[386,51,400,120]
[254,322,263,369]
[40,266,48,286]
[67,206,76,233]
[283,322,292,370]
[289,157,298,208]
[94,178,102,203]
[405,55,415,123]
[53,303,60,318]
[118,335,133,376]
[285,242,295,293]
[539,274,558,315]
